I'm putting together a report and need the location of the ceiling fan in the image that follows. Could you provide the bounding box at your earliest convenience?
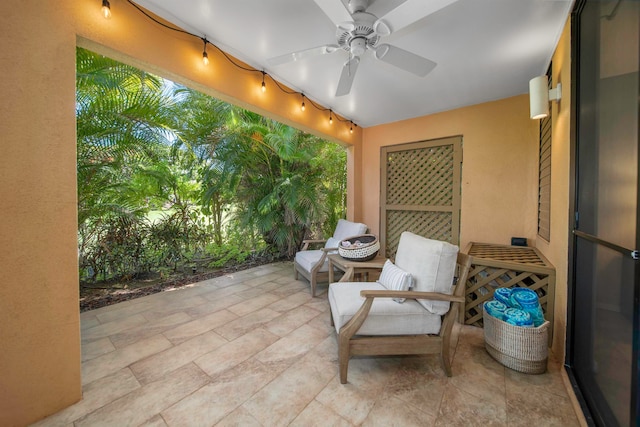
[268,0,458,97]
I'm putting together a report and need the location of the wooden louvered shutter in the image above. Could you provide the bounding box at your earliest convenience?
[538,67,552,241]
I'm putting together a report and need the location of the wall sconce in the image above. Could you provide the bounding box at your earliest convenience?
[529,75,561,120]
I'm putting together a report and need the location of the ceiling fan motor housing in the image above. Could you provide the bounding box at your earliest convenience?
[336,12,379,56]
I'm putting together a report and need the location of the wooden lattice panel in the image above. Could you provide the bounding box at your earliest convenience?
[381,137,461,258]
[386,145,454,206]
[462,242,556,344]
[385,210,453,258]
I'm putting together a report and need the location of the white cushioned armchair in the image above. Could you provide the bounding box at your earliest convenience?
[328,231,472,383]
[294,219,367,296]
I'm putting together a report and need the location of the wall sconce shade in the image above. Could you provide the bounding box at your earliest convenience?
[529,75,561,120]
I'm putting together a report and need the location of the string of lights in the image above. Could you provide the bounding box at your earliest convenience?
[100,0,357,132]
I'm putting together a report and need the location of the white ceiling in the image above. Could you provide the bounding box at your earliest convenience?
[133,0,573,127]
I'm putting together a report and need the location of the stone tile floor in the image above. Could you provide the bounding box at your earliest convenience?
[35,262,583,426]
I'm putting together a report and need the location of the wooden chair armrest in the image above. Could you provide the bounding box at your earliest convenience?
[300,239,327,251]
[321,246,338,252]
[303,239,327,244]
[359,289,465,303]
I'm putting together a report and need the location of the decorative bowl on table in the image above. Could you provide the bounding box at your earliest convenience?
[338,234,380,262]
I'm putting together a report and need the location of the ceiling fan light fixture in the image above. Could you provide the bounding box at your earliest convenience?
[350,37,367,56]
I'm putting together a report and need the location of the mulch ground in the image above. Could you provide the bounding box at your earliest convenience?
[79,256,285,312]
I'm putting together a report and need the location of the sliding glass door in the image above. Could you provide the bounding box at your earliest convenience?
[569,1,639,425]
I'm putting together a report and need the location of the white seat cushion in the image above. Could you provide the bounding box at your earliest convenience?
[295,249,329,273]
[395,232,459,315]
[329,282,442,336]
[333,219,367,241]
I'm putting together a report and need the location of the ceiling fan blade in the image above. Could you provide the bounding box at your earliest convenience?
[312,0,353,27]
[376,0,458,34]
[374,44,436,77]
[268,45,339,66]
[335,56,360,97]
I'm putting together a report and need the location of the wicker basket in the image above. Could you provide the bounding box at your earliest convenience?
[483,308,550,374]
[338,234,380,262]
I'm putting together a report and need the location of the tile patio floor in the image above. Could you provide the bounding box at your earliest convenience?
[35,262,583,426]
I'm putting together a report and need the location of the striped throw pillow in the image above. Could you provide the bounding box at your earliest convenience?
[378,260,413,303]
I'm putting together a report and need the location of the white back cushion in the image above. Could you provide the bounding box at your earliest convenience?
[395,232,459,315]
[332,219,367,241]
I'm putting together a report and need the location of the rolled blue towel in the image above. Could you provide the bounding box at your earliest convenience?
[510,288,545,327]
[503,308,534,327]
[509,287,534,308]
[484,300,508,320]
[494,287,512,306]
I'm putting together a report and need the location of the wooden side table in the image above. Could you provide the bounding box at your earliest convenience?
[327,253,387,283]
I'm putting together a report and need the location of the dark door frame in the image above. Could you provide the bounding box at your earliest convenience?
[565,1,640,425]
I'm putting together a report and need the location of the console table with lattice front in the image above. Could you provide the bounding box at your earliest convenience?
[462,242,555,342]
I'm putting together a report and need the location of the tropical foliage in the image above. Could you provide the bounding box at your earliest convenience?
[76,47,346,282]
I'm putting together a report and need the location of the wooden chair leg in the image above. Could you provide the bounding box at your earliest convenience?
[338,333,350,384]
[311,276,316,297]
[440,340,453,377]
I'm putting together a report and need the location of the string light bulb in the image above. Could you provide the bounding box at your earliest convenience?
[261,72,266,93]
[350,122,353,134]
[101,0,112,19]
[329,110,333,125]
[301,94,306,112]
[202,39,209,66]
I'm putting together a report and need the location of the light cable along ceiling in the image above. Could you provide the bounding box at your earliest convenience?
[133,0,573,127]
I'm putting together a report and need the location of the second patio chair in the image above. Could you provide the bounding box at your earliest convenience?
[294,219,367,296]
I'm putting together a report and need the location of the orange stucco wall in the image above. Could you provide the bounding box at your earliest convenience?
[361,95,539,251]
[0,0,572,424]
[534,18,571,357]
[0,2,82,426]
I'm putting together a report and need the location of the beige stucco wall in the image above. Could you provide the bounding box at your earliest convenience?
[534,18,571,358]
[361,94,539,251]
